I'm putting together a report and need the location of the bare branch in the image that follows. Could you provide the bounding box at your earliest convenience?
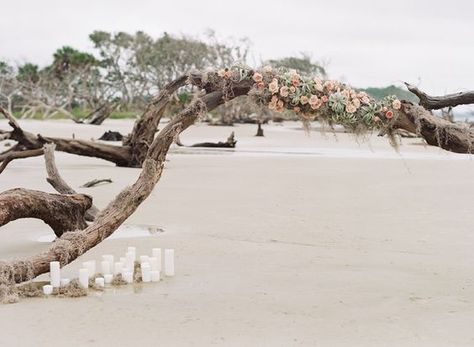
[43,144,99,221]
[405,83,474,110]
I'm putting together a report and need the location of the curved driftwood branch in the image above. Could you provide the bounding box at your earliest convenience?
[0,188,91,238]
[0,148,44,174]
[43,144,99,221]
[0,80,228,284]
[405,83,474,110]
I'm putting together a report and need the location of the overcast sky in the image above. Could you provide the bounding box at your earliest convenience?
[1,0,473,94]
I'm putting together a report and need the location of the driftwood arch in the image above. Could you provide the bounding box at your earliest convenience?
[1,67,474,290]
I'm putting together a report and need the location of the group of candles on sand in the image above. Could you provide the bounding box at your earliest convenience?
[42,247,175,295]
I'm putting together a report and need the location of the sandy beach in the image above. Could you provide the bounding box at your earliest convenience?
[1,119,474,346]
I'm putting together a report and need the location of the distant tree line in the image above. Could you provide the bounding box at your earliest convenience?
[0,30,406,124]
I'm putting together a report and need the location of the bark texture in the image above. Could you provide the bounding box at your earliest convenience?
[392,102,474,153]
[0,188,91,237]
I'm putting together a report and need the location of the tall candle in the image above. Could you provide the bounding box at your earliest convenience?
[152,248,162,270]
[101,260,111,275]
[113,262,123,275]
[141,263,151,283]
[164,249,175,276]
[149,257,159,271]
[127,247,136,260]
[79,268,89,288]
[83,261,96,278]
[125,252,135,273]
[50,261,60,288]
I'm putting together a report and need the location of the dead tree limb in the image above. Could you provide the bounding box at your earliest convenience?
[43,144,99,221]
[0,188,91,238]
[0,148,44,174]
[405,83,474,110]
[392,102,474,153]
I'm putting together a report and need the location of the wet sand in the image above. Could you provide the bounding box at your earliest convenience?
[1,119,474,346]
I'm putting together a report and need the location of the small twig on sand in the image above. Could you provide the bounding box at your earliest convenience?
[81,178,113,188]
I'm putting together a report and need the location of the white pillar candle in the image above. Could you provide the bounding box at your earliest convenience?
[152,248,162,270]
[60,278,70,287]
[127,247,136,260]
[101,260,111,275]
[102,254,114,265]
[113,262,123,275]
[95,277,105,288]
[164,249,175,276]
[49,261,60,288]
[150,270,160,282]
[104,274,113,284]
[82,261,96,278]
[79,268,89,288]
[139,255,149,265]
[141,263,151,283]
[125,252,135,272]
[149,257,159,271]
[123,271,134,284]
[43,284,53,295]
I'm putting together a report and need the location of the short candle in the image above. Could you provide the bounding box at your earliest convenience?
[43,284,53,295]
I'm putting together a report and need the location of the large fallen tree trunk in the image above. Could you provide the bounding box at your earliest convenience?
[2,69,474,176]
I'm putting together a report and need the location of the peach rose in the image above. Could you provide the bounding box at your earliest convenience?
[280,86,289,97]
[217,69,226,78]
[321,95,328,103]
[269,79,279,94]
[385,110,394,119]
[309,95,319,106]
[361,96,370,105]
[256,82,265,90]
[300,95,309,105]
[392,99,401,110]
[263,66,273,73]
[291,73,301,87]
[374,116,381,122]
[324,80,335,92]
[346,103,357,114]
[224,70,234,79]
[310,100,322,110]
[253,72,263,83]
[276,99,285,112]
[352,98,361,108]
[293,107,301,113]
[289,86,296,94]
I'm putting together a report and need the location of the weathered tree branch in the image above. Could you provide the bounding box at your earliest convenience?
[405,83,474,110]
[43,144,99,221]
[0,148,44,174]
[0,188,91,238]
[392,101,474,153]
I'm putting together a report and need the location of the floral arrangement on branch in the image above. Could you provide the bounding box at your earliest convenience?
[214,66,401,131]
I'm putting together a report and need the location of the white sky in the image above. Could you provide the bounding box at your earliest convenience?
[1,0,473,94]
